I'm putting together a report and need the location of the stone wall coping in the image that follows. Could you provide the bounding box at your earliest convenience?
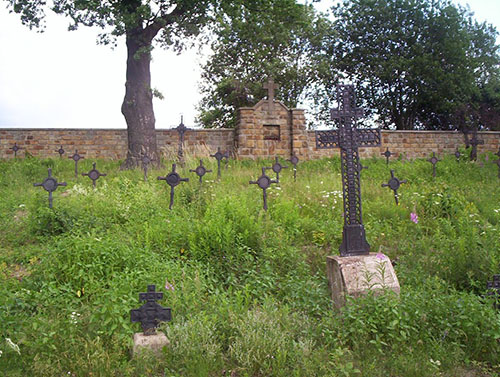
[0,127,234,132]
[306,129,500,135]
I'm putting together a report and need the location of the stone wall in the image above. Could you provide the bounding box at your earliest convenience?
[1,127,499,161]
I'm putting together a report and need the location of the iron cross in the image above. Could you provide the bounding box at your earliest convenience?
[493,158,500,179]
[190,159,212,184]
[271,157,288,183]
[469,131,484,161]
[158,163,189,209]
[315,84,381,257]
[175,116,190,166]
[427,152,440,177]
[69,150,84,178]
[82,162,107,188]
[382,170,407,205]
[34,168,67,208]
[263,78,279,113]
[210,147,229,179]
[10,143,23,158]
[287,153,299,182]
[454,148,461,162]
[55,145,65,158]
[381,148,392,165]
[130,285,172,335]
[250,167,277,211]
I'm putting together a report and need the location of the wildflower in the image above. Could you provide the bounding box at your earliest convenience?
[165,279,175,291]
[410,212,418,224]
[376,253,386,260]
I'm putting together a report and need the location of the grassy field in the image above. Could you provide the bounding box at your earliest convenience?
[0,150,499,376]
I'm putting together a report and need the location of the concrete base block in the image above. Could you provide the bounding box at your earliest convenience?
[132,332,169,356]
[326,253,400,309]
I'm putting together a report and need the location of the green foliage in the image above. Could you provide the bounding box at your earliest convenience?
[0,155,499,376]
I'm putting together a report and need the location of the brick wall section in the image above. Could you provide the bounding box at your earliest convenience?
[0,128,235,160]
[308,130,500,159]
[1,128,498,160]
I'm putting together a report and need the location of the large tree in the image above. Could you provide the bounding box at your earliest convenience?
[325,0,500,130]
[7,0,225,167]
[197,0,331,128]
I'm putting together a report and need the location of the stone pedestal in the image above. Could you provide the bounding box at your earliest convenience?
[326,253,400,309]
[132,332,169,356]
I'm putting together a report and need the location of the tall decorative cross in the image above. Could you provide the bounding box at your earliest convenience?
[382,170,407,205]
[158,164,189,209]
[249,167,277,211]
[10,143,23,158]
[190,159,212,184]
[210,147,229,179]
[315,84,381,257]
[263,78,279,113]
[33,168,67,208]
[55,145,65,158]
[82,162,107,188]
[130,285,172,335]
[175,116,190,166]
[427,152,440,177]
[69,150,84,178]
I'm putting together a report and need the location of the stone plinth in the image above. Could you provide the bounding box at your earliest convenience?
[326,253,400,309]
[132,332,169,356]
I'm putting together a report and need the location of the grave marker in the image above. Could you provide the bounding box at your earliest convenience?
[158,164,189,209]
[263,77,279,113]
[271,156,288,183]
[315,84,381,256]
[131,285,172,334]
[190,159,212,184]
[469,130,484,161]
[82,162,107,188]
[382,170,407,205]
[10,143,23,158]
[175,116,190,167]
[494,158,500,179]
[33,168,67,208]
[427,152,440,177]
[287,153,299,182]
[454,148,461,162]
[487,275,500,309]
[69,150,84,178]
[55,145,65,158]
[249,167,277,211]
[381,147,392,165]
[210,147,229,179]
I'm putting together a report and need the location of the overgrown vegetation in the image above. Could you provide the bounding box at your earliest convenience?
[0,151,499,376]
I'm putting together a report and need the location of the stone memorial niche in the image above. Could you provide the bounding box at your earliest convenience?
[130,285,171,355]
[158,164,189,209]
[235,78,309,160]
[33,168,67,208]
[382,170,407,205]
[316,84,399,309]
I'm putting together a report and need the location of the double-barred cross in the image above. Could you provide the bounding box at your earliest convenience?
[315,84,381,257]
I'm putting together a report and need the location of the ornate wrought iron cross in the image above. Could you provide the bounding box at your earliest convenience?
[382,170,407,205]
[271,157,288,183]
[381,147,392,165]
[250,167,277,211]
[158,164,189,209]
[287,153,299,182]
[210,147,229,179]
[55,145,65,158]
[315,84,381,256]
[69,150,84,178]
[82,162,107,188]
[190,159,212,184]
[130,285,172,335]
[175,116,190,166]
[427,152,440,177]
[263,77,279,113]
[10,143,23,158]
[34,168,67,208]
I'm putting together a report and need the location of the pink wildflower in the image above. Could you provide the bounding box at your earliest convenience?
[410,212,419,224]
[165,280,175,291]
[376,252,386,260]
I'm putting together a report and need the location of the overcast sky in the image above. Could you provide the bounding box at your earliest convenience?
[0,0,499,129]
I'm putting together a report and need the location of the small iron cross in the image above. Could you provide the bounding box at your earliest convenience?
[158,163,189,209]
[130,285,172,335]
[263,77,279,113]
[287,153,299,182]
[495,147,500,159]
[427,152,440,177]
[381,148,392,165]
[141,154,152,182]
[34,168,67,208]
[10,143,23,158]
[55,145,65,158]
[271,157,288,183]
[210,147,229,179]
[175,116,190,166]
[250,167,277,211]
[190,159,212,184]
[382,170,407,205]
[493,158,500,179]
[82,162,107,188]
[69,150,84,178]
[487,275,500,309]
[454,148,461,162]
[469,131,484,161]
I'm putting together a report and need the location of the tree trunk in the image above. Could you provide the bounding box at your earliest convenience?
[120,31,159,169]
